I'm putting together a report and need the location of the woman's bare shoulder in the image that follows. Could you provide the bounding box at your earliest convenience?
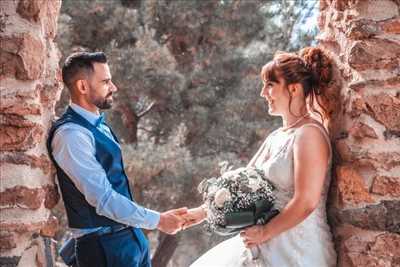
[293,120,330,155]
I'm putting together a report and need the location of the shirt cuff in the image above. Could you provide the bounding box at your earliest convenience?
[143,209,160,230]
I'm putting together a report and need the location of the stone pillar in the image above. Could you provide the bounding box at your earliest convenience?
[319,0,400,266]
[0,0,62,266]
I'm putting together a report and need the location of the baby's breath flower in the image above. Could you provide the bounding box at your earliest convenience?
[198,165,278,234]
[214,188,232,208]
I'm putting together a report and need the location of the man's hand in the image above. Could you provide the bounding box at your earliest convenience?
[157,207,188,235]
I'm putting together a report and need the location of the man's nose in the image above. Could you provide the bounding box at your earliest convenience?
[111,82,118,92]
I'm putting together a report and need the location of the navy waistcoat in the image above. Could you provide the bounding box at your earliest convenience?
[47,107,134,228]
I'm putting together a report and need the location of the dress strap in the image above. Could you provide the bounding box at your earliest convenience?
[296,123,332,163]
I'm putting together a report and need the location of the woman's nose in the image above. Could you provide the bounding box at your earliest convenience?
[260,86,267,97]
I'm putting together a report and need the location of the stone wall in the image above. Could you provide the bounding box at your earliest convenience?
[0,0,62,266]
[319,0,400,266]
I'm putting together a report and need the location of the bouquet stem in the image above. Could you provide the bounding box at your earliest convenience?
[249,246,264,267]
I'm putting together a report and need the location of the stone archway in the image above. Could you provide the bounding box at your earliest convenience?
[0,0,399,266]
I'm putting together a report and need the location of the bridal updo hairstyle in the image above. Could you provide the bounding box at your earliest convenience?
[261,47,333,121]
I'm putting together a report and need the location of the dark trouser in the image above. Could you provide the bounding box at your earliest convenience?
[75,228,151,267]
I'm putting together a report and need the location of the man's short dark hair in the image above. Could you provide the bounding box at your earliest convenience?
[62,52,107,90]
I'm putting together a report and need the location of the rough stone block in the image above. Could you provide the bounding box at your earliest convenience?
[0,100,41,116]
[336,139,400,171]
[0,186,45,210]
[364,93,400,133]
[0,115,43,152]
[331,0,354,12]
[1,221,48,235]
[336,225,400,267]
[0,152,54,176]
[364,152,400,171]
[43,184,59,209]
[349,122,378,139]
[371,176,400,197]
[16,0,45,22]
[348,39,400,70]
[349,97,366,118]
[0,184,59,211]
[335,139,352,161]
[349,76,400,91]
[335,164,374,207]
[355,0,399,21]
[40,81,63,109]
[1,81,41,114]
[0,33,45,80]
[333,200,400,234]
[381,17,400,34]
[346,19,379,39]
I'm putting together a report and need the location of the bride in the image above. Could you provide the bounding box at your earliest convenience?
[183,47,337,267]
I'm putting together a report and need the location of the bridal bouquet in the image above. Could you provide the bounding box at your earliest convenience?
[198,162,279,236]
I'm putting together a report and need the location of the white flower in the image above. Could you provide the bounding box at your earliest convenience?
[214,188,232,208]
[222,167,245,180]
[248,178,261,192]
[246,168,260,178]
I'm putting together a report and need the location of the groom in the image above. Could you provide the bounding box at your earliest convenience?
[47,51,187,267]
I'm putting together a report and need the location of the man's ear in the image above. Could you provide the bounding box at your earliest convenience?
[75,79,89,95]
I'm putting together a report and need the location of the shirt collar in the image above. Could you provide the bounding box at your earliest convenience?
[70,103,100,126]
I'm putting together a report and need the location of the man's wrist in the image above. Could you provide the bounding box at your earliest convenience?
[146,209,161,230]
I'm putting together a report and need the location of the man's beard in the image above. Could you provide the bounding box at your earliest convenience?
[92,93,113,110]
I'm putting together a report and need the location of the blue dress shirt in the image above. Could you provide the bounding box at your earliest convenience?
[51,103,160,238]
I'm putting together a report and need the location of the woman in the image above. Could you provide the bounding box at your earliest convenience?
[184,47,337,266]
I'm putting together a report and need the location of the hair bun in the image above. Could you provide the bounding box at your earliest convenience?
[299,47,332,95]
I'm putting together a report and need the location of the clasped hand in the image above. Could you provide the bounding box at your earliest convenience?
[157,206,206,235]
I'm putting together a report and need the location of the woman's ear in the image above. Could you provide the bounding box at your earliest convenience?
[287,83,302,96]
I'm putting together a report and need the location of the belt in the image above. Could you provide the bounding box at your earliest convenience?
[77,225,130,241]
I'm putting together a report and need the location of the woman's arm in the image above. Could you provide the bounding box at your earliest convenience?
[241,125,330,248]
[182,204,208,229]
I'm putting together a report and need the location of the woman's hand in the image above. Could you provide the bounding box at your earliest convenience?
[181,206,207,230]
[240,225,270,248]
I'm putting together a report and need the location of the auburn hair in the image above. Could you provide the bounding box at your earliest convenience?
[261,47,333,122]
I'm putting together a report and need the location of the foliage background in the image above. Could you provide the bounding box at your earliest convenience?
[54,0,318,265]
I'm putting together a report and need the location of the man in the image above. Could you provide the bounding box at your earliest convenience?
[47,52,187,267]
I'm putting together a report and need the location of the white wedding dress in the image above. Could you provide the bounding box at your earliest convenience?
[190,123,337,267]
